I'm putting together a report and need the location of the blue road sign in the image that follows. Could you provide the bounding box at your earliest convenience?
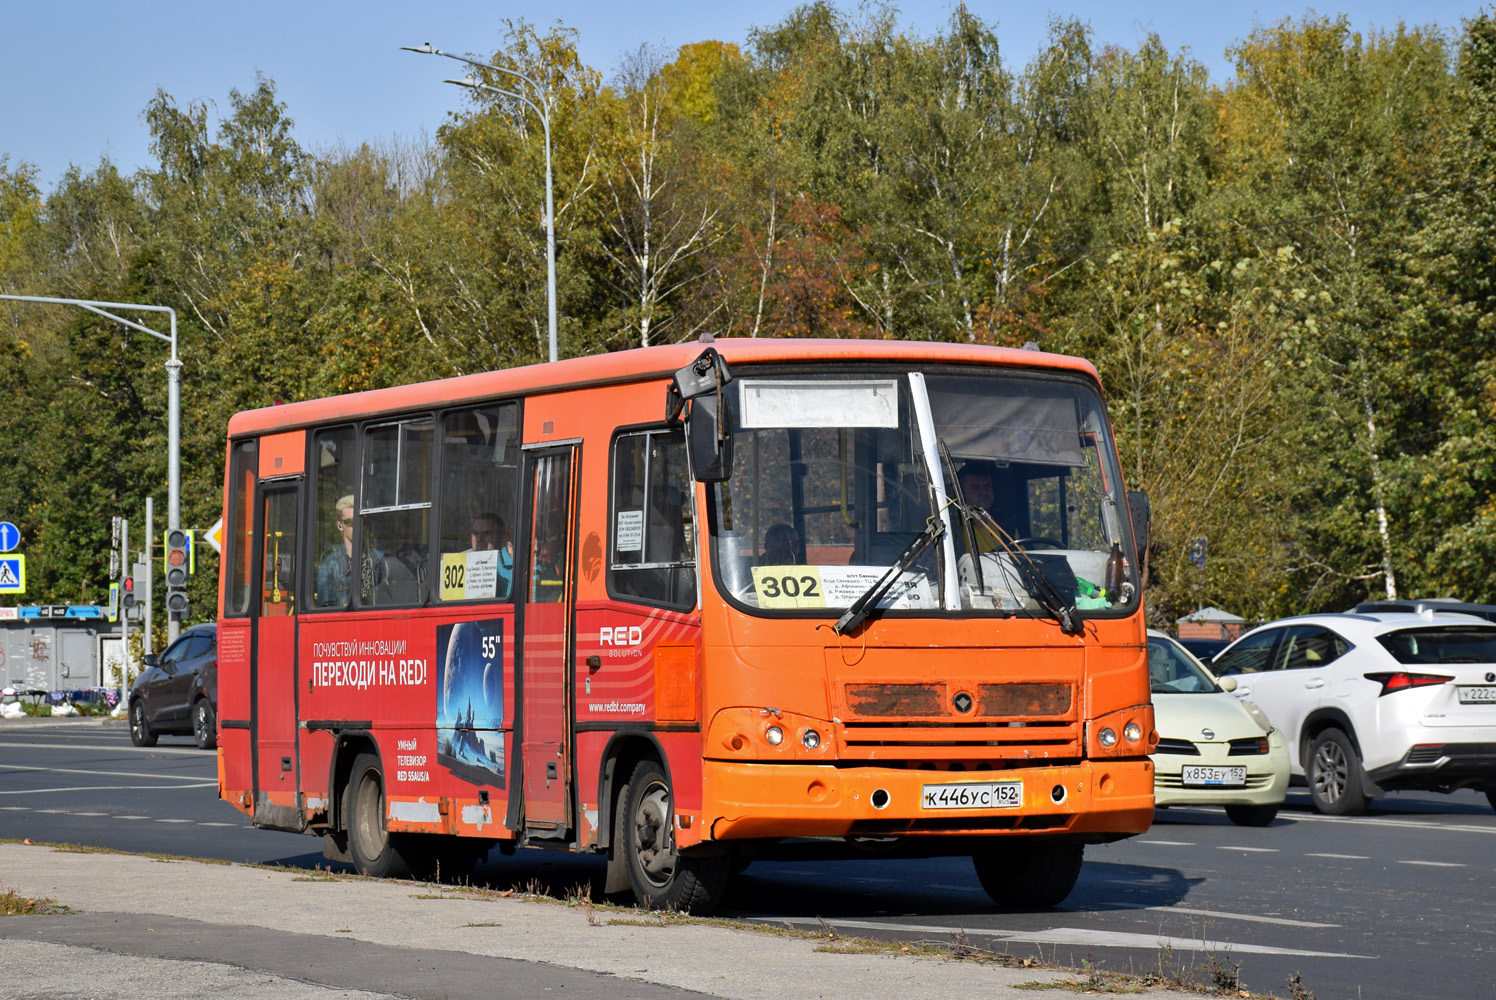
[0,522,19,553]
[0,554,25,593]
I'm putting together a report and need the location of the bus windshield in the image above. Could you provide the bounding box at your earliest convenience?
[707,367,1136,619]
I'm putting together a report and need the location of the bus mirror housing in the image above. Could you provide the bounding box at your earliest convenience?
[666,347,734,482]
[1127,490,1150,558]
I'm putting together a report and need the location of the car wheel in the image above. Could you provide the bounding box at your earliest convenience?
[972,839,1084,909]
[1307,729,1369,816]
[128,700,157,748]
[344,753,414,878]
[192,699,217,750]
[620,759,729,914]
[1224,803,1279,827]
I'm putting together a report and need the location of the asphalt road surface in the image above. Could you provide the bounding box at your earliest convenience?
[3,720,1492,999]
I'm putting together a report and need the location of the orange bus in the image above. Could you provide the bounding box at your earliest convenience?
[217,337,1155,912]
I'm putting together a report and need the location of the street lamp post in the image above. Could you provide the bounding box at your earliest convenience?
[0,293,183,643]
[403,43,559,364]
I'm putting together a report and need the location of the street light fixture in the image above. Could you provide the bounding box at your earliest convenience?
[0,293,184,643]
[403,42,559,364]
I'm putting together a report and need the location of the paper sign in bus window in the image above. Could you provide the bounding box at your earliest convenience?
[615,509,644,553]
[440,550,499,601]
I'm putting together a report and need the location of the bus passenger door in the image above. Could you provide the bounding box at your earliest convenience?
[252,483,302,828]
[519,445,577,835]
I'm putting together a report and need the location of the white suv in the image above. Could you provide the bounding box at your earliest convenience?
[1210,611,1496,815]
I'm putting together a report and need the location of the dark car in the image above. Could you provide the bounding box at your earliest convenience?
[1177,637,1230,663]
[128,623,218,749]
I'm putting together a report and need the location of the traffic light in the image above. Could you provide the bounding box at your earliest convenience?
[121,575,137,610]
[164,528,194,587]
[164,528,193,620]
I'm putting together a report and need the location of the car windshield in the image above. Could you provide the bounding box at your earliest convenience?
[707,367,1138,619]
[1148,636,1220,693]
[1377,626,1496,664]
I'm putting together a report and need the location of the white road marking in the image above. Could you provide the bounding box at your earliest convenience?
[0,740,205,756]
[1308,853,1370,860]
[1218,846,1278,853]
[751,916,1373,959]
[1138,840,1195,846]
[1287,812,1496,836]
[1101,902,1339,928]
[155,819,194,824]
[0,783,217,795]
[1398,860,1464,867]
[198,822,236,827]
[114,816,151,820]
[70,812,108,817]
[0,763,212,781]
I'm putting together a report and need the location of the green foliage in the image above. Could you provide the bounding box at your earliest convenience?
[1,5,1494,623]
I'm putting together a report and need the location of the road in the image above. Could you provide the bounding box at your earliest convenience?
[3,720,1493,999]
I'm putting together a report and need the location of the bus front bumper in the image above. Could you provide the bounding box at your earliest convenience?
[701,758,1154,842]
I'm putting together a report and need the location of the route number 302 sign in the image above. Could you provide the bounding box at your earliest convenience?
[750,565,935,610]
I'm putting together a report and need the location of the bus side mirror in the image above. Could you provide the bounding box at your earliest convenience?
[666,347,734,483]
[1127,490,1150,558]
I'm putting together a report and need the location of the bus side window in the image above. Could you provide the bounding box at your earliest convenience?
[225,439,257,616]
[310,427,356,610]
[436,404,521,602]
[610,429,696,609]
[360,417,433,607]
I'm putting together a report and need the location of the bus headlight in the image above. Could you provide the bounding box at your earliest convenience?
[802,729,821,749]
[1087,705,1155,758]
[1124,722,1142,743]
[766,726,784,746]
[1098,727,1118,747]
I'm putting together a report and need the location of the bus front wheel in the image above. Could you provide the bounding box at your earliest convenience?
[620,759,729,914]
[972,839,1084,909]
[345,753,415,879]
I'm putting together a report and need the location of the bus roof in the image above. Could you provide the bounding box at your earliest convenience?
[225,338,1102,437]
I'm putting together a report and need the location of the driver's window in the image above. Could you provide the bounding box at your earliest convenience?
[158,639,189,667]
[1277,627,1346,670]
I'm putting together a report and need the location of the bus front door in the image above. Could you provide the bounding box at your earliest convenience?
[251,483,302,830]
[518,445,577,836]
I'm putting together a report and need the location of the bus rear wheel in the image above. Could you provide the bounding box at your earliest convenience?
[345,753,414,879]
[620,759,729,914]
[972,839,1084,909]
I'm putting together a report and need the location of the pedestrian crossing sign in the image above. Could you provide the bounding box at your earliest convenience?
[0,555,24,594]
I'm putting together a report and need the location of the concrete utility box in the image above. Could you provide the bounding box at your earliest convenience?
[0,608,113,692]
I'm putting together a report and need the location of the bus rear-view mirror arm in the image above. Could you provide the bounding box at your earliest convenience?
[665,346,734,483]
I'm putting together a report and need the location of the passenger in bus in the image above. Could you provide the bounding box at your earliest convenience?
[469,513,514,597]
[532,532,565,601]
[315,494,386,606]
[760,523,802,565]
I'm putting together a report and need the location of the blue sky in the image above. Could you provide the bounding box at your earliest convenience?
[2,1,1485,191]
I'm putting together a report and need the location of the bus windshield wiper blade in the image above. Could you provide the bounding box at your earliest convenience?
[833,519,945,636]
[965,505,1083,636]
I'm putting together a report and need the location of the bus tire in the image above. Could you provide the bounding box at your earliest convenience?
[972,839,1084,909]
[620,759,729,914]
[345,753,413,879]
[129,700,157,748]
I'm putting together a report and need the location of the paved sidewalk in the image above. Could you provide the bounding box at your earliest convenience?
[0,842,1214,999]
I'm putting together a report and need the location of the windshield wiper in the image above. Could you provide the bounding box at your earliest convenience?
[833,518,945,636]
[962,503,1083,636]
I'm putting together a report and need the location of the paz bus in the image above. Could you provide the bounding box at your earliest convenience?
[216,337,1155,913]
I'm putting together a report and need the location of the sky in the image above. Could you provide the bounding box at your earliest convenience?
[2,1,1487,192]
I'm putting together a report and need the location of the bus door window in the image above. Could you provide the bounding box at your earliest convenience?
[360,417,433,606]
[610,429,695,609]
[437,404,521,602]
[310,427,357,609]
[261,491,298,615]
[528,455,573,603]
